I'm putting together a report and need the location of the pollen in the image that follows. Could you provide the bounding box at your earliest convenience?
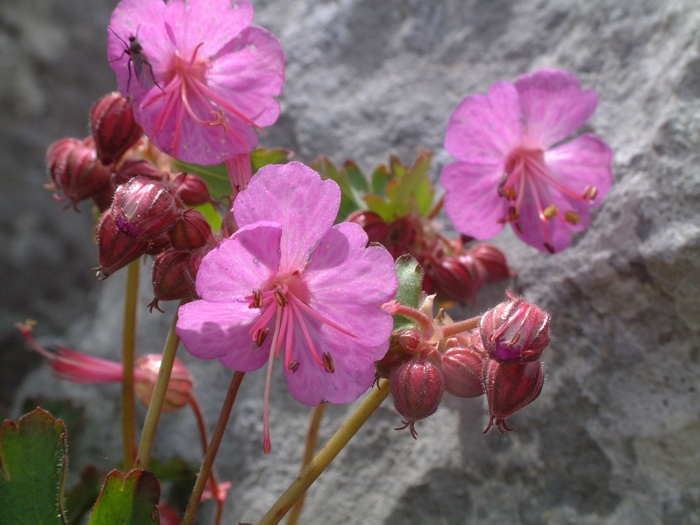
[542,204,558,220]
[565,211,581,225]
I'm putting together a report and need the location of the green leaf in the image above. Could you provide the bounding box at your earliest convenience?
[174,161,231,200]
[393,255,424,331]
[251,147,294,172]
[370,165,391,197]
[311,156,364,222]
[343,160,369,193]
[149,457,198,515]
[88,470,160,525]
[65,466,101,525]
[0,407,68,525]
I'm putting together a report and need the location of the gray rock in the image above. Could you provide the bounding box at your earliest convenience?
[12,0,700,524]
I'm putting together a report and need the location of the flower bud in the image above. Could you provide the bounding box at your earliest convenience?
[479,291,550,363]
[385,217,417,259]
[135,354,194,412]
[391,357,444,439]
[95,212,149,279]
[89,92,143,165]
[171,172,212,207]
[46,137,112,208]
[397,329,422,354]
[483,359,544,433]
[112,159,165,187]
[425,256,482,303]
[347,210,389,244]
[168,209,214,250]
[441,346,486,398]
[145,233,172,256]
[221,203,238,238]
[111,176,183,239]
[470,244,513,282]
[375,334,412,381]
[149,248,207,311]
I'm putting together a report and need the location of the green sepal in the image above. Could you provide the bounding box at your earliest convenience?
[310,156,366,222]
[393,255,424,331]
[251,147,294,172]
[0,407,68,525]
[88,469,160,525]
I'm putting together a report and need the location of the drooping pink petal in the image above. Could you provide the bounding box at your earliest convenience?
[513,182,573,253]
[444,81,524,162]
[515,69,599,148]
[545,133,613,206]
[234,162,341,272]
[440,161,508,240]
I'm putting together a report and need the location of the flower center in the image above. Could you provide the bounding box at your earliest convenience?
[498,145,598,253]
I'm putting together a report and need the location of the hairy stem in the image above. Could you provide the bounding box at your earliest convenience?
[258,380,391,525]
[121,259,140,470]
[182,371,246,525]
[285,403,327,525]
[134,310,181,469]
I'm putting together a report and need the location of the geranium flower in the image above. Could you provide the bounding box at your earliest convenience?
[176,162,398,452]
[108,0,285,164]
[440,69,613,253]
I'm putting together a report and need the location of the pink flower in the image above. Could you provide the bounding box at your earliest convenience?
[176,162,398,452]
[108,0,285,164]
[440,69,613,253]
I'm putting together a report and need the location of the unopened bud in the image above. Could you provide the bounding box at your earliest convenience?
[483,359,544,433]
[112,159,164,187]
[479,291,550,363]
[385,217,417,259]
[168,209,214,250]
[425,256,482,303]
[470,244,513,283]
[391,357,444,439]
[149,248,207,311]
[111,176,183,239]
[397,329,422,354]
[441,346,486,398]
[135,354,194,412]
[347,211,389,244]
[171,173,213,207]
[221,203,238,238]
[96,212,149,279]
[89,92,143,165]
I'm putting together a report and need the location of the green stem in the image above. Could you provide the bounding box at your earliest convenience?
[258,380,391,525]
[134,309,181,470]
[182,371,246,525]
[121,259,140,470]
[285,403,327,525]
[431,315,480,343]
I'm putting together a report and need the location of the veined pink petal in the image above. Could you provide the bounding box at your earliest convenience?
[177,300,266,369]
[514,182,573,253]
[195,222,282,303]
[441,161,508,240]
[515,69,599,148]
[234,162,341,272]
[545,133,613,206]
[444,81,523,162]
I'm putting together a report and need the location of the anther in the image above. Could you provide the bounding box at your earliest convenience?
[564,211,580,225]
[208,109,229,132]
[509,206,519,222]
[288,360,300,373]
[542,204,558,220]
[503,187,517,201]
[322,352,335,373]
[515,222,524,234]
[582,185,598,201]
[274,289,288,307]
[256,327,269,347]
[249,289,263,309]
[544,242,555,254]
[497,172,509,197]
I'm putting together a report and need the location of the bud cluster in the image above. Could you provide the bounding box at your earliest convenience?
[348,211,513,304]
[382,292,549,437]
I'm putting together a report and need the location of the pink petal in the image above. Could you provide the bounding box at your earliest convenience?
[444,81,523,162]
[440,161,508,240]
[513,183,573,253]
[545,133,613,206]
[234,163,341,272]
[209,26,286,128]
[162,0,254,60]
[176,300,267,371]
[195,221,282,303]
[515,69,599,148]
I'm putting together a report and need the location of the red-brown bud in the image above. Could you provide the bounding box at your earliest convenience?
[149,248,207,311]
[135,354,194,412]
[385,217,417,259]
[95,212,149,279]
[112,159,165,187]
[221,203,238,238]
[145,233,172,256]
[397,329,422,354]
[89,92,143,165]
[347,210,389,244]
[479,291,550,363]
[46,137,112,208]
[425,256,483,303]
[111,176,183,239]
[441,346,486,398]
[470,244,513,282]
[168,209,214,251]
[171,172,213,207]
[483,360,544,433]
[391,357,444,439]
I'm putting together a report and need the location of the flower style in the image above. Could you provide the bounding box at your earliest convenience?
[108,0,286,164]
[176,162,398,452]
[440,69,613,253]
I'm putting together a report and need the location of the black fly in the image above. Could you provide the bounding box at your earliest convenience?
[109,27,163,93]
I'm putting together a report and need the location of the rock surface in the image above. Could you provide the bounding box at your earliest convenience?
[11,0,700,524]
